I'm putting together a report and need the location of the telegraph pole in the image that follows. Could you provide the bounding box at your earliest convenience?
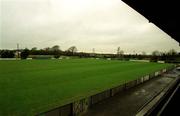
[92,48,95,54]
[92,48,95,57]
[17,43,19,58]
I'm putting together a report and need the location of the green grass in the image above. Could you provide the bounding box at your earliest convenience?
[0,59,172,115]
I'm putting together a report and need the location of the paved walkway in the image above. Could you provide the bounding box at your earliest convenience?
[83,73,177,116]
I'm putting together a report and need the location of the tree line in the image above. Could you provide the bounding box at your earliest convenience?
[0,45,179,63]
[0,45,79,59]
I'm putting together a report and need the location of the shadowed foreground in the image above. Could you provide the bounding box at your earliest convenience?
[83,74,175,116]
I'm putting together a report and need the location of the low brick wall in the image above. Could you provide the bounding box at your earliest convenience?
[149,73,155,79]
[91,90,111,105]
[39,67,173,116]
[125,80,137,89]
[136,78,143,85]
[43,104,72,116]
[162,69,167,73]
[111,84,125,96]
[155,71,159,76]
[143,75,150,82]
[73,97,91,116]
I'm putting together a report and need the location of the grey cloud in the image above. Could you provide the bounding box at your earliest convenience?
[0,0,179,53]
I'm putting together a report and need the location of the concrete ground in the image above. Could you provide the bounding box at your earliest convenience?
[83,72,177,116]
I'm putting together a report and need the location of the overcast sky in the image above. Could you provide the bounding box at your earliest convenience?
[0,0,179,54]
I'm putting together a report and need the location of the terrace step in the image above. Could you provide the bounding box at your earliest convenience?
[82,69,178,116]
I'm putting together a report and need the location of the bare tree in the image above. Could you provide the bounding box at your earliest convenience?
[117,47,121,55]
[117,47,124,58]
[168,49,177,55]
[142,51,146,56]
[119,50,124,55]
[51,45,60,51]
[152,50,160,56]
[151,50,160,62]
[31,47,37,51]
[67,46,77,54]
[44,47,51,51]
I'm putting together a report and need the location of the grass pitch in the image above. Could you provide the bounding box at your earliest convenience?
[0,59,172,115]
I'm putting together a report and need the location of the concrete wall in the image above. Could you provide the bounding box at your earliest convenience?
[39,67,173,116]
[91,90,111,105]
[43,104,72,116]
[125,80,137,89]
[143,75,150,82]
[73,97,91,116]
[111,84,125,96]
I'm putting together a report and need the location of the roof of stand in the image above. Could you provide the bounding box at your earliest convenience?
[122,0,179,43]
